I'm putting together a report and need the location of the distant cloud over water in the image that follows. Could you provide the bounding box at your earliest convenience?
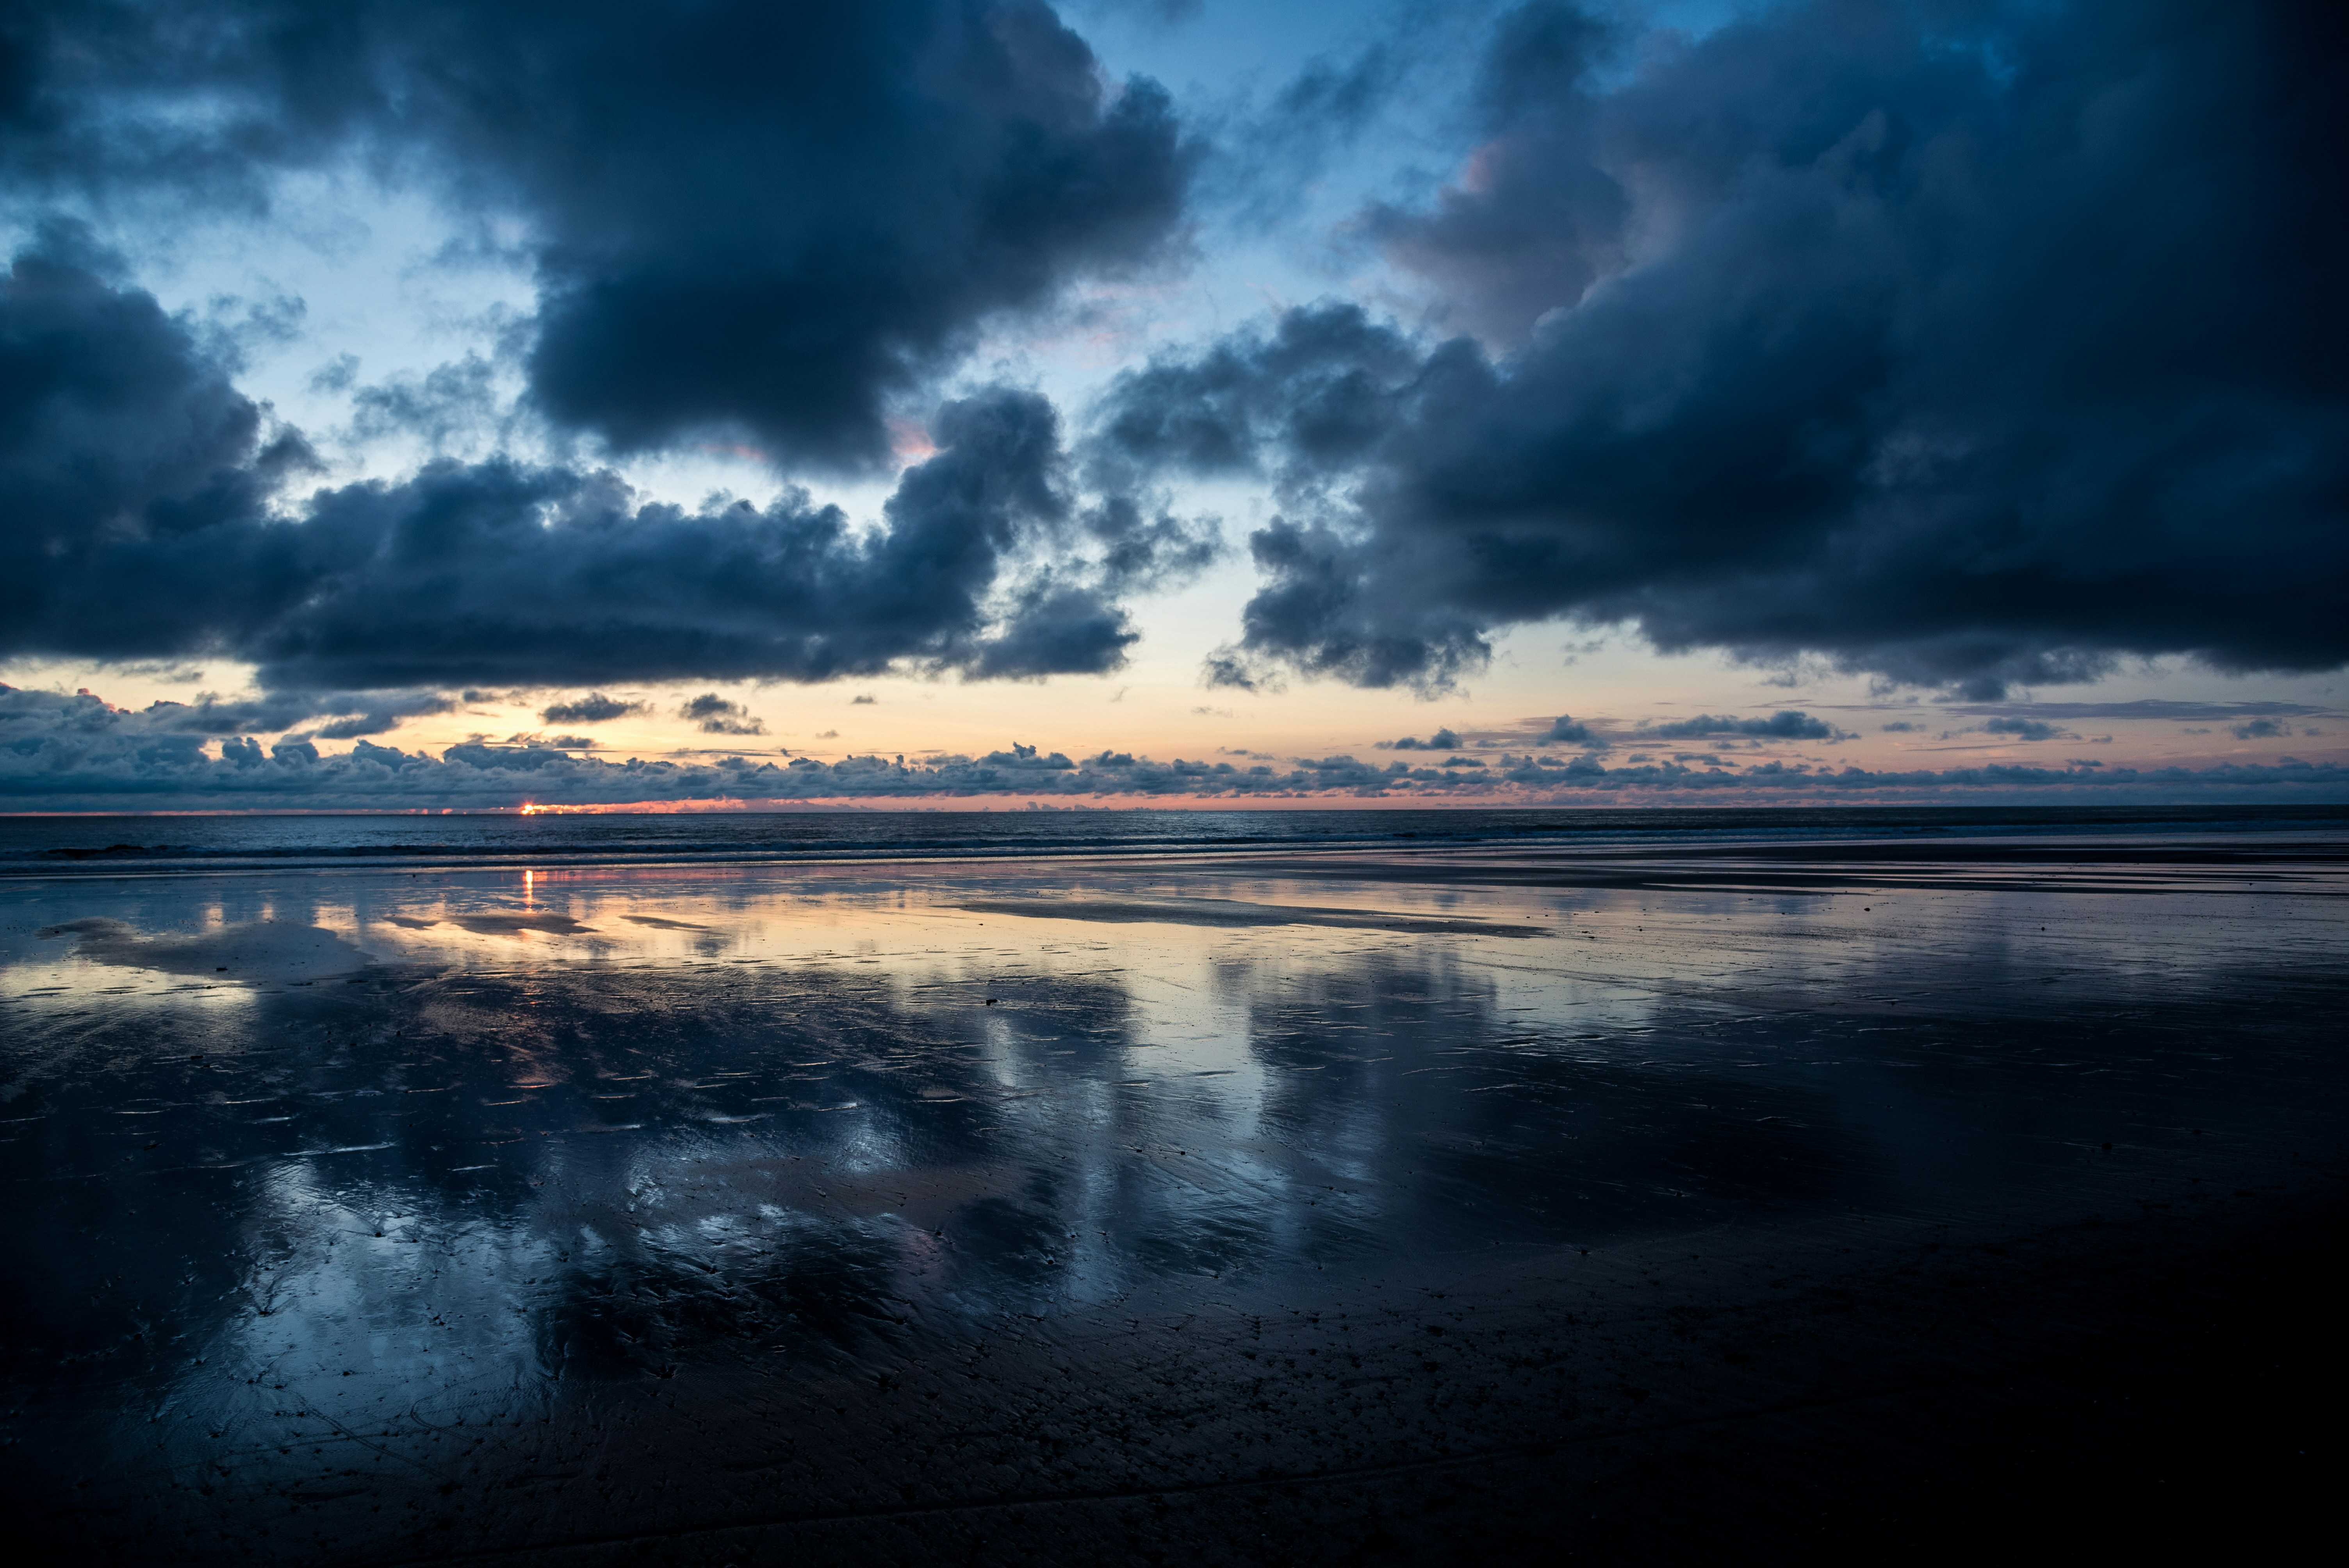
[680,694,766,737]
[1642,712,1839,741]
[6,684,2342,811]
[1378,729,1460,752]
[540,693,647,725]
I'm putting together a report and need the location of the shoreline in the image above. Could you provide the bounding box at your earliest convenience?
[9,827,2345,900]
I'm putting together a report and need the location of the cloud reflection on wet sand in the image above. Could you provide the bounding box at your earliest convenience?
[2,846,2343,1559]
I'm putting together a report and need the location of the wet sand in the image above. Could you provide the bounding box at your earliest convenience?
[2,837,2343,1561]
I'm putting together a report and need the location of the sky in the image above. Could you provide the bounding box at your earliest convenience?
[2,0,2344,811]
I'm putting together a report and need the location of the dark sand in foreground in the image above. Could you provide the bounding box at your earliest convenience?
[3,836,2342,1561]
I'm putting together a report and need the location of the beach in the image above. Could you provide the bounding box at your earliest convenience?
[10,0,2346,1556]
[3,812,2343,1561]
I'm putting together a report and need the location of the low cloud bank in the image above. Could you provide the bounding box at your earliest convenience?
[1642,711,1841,741]
[6,686,2342,811]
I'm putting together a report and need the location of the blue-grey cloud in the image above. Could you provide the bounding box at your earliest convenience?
[1377,728,1460,752]
[1087,1,2349,697]
[1199,33,1408,230]
[0,227,315,661]
[0,684,458,743]
[539,692,646,725]
[1198,652,1263,692]
[0,241,1208,689]
[4,1,1190,468]
[1937,700,2335,723]
[1076,1,1204,27]
[345,355,505,454]
[1644,711,1837,741]
[679,694,766,737]
[1981,717,2073,742]
[1081,495,1223,593]
[1201,514,1492,692]
[1536,715,1607,747]
[299,693,460,740]
[7,684,2344,812]
[1364,1,1625,346]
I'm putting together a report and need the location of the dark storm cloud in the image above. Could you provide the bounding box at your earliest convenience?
[1088,1,2349,697]
[959,581,1138,681]
[1080,495,1222,593]
[300,693,460,740]
[1980,717,2073,743]
[1643,711,1838,741]
[1084,303,1423,489]
[1363,1,1626,346]
[1537,715,1606,748]
[539,693,647,725]
[1198,653,1262,693]
[0,241,1196,688]
[679,694,766,737]
[0,681,457,745]
[1212,515,1492,691]
[8,683,2343,811]
[3,0,1190,467]
[0,228,312,660]
[250,387,1135,690]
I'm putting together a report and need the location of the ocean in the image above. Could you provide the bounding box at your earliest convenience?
[8,801,2345,874]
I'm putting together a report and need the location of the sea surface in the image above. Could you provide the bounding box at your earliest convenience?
[8,801,2346,873]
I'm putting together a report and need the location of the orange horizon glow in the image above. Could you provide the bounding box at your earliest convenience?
[4,779,2305,821]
